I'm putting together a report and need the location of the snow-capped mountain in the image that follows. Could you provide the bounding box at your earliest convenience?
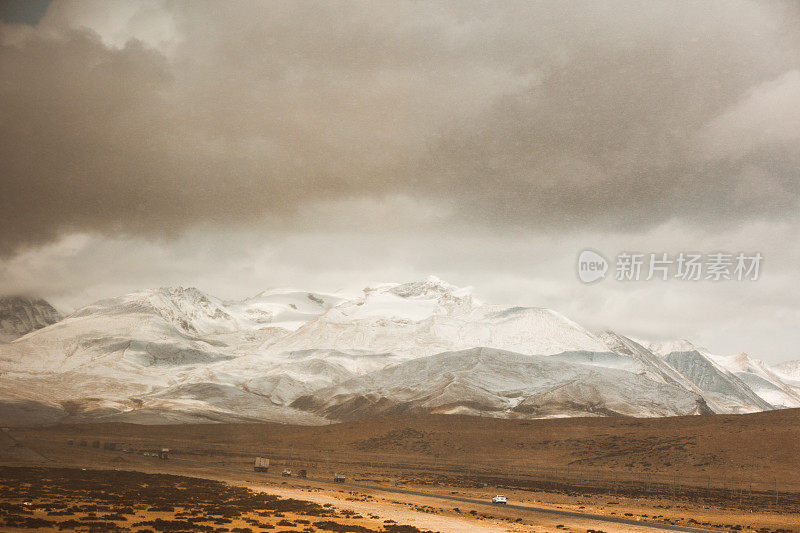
[0,278,793,425]
[591,332,702,390]
[661,351,773,413]
[639,338,703,356]
[0,296,62,342]
[0,286,345,424]
[292,347,712,421]
[225,289,346,332]
[266,277,608,358]
[0,288,236,424]
[772,360,800,392]
[640,339,794,411]
[550,333,763,414]
[708,353,800,409]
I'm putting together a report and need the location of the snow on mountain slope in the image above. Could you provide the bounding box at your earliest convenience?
[267,278,608,358]
[0,294,232,374]
[772,360,800,392]
[334,277,476,320]
[0,323,232,425]
[66,286,344,339]
[224,289,347,332]
[202,289,349,356]
[170,348,410,413]
[662,351,773,413]
[709,353,800,408]
[0,286,352,424]
[588,332,702,389]
[555,332,765,414]
[549,334,776,414]
[0,287,242,425]
[0,278,788,425]
[53,347,402,425]
[292,347,712,421]
[631,336,797,412]
[0,296,62,342]
[773,360,800,378]
[638,338,702,356]
[71,286,240,336]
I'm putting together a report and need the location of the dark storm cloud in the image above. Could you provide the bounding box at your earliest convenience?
[1,0,800,254]
[0,0,50,25]
[417,3,800,228]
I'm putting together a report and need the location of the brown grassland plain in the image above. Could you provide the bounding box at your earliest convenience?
[2,409,800,532]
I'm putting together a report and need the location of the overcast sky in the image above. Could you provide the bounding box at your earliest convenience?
[1,1,799,362]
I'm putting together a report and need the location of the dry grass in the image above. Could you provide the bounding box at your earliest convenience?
[0,466,434,532]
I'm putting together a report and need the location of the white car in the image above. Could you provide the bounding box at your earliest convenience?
[491,495,507,504]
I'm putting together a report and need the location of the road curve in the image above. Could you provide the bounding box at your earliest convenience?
[169,457,719,533]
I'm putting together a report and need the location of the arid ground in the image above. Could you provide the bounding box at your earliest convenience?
[2,410,799,532]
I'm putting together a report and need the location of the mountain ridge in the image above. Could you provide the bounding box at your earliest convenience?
[0,296,62,342]
[0,279,791,425]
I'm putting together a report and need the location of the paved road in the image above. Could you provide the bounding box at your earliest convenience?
[169,457,719,533]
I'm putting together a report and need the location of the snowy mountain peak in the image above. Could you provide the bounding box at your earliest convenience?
[228,289,347,331]
[773,360,800,381]
[636,338,700,356]
[771,361,800,394]
[661,349,774,413]
[142,287,236,335]
[718,352,761,373]
[68,286,236,336]
[329,277,478,323]
[709,352,800,409]
[133,286,215,306]
[385,276,471,298]
[364,276,476,303]
[155,285,207,299]
[1,280,796,425]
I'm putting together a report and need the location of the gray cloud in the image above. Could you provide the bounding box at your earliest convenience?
[1,1,800,254]
[1,1,800,363]
[2,214,798,361]
[418,4,800,228]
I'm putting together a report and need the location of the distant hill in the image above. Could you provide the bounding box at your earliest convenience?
[0,296,62,342]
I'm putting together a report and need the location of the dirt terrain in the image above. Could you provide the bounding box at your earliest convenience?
[2,410,799,532]
[0,465,451,532]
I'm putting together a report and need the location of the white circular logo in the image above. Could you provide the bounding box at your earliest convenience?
[577,249,608,283]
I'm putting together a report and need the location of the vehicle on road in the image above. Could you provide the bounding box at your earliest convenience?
[282,469,292,477]
[491,495,507,504]
[334,473,346,483]
[254,457,269,472]
[297,469,307,478]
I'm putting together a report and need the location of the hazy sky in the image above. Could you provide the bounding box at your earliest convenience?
[1,1,799,362]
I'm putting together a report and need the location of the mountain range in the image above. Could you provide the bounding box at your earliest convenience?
[0,277,797,425]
